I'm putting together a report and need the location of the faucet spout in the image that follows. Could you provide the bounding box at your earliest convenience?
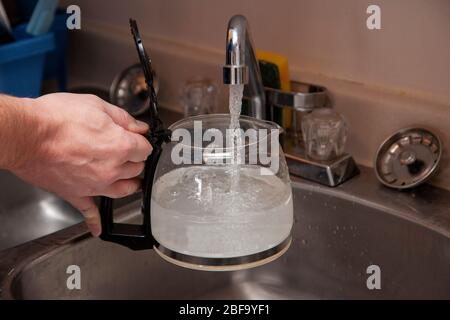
[223,15,266,119]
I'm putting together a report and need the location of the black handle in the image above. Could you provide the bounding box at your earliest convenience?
[99,18,170,251]
[99,141,163,250]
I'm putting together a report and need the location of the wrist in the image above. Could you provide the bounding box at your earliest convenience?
[0,96,45,171]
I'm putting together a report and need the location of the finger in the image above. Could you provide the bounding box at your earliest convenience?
[123,133,153,163]
[116,162,145,180]
[68,197,101,237]
[103,103,149,134]
[100,178,141,199]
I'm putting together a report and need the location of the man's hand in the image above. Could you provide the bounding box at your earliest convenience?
[1,93,152,237]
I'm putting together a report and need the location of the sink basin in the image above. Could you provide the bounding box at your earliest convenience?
[0,170,83,252]
[1,167,448,300]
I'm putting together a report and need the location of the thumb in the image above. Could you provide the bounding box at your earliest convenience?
[103,102,149,134]
[68,197,102,237]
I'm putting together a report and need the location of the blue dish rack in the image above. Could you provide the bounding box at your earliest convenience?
[0,24,55,97]
[0,0,68,98]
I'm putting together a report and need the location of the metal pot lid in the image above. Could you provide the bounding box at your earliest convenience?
[375,128,442,189]
[110,63,159,117]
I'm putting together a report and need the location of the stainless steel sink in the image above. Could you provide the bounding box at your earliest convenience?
[0,170,83,252]
[1,167,448,300]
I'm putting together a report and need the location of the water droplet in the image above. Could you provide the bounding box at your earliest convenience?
[301,239,308,246]
[307,225,312,230]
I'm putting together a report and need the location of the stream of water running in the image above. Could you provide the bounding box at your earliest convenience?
[228,84,245,191]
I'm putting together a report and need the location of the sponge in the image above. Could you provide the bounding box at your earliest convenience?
[257,50,292,128]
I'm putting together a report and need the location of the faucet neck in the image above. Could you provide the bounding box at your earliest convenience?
[223,15,266,120]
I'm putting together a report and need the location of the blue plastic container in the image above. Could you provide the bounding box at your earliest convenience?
[0,24,55,97]
[16,2,69,91]
[44,11,69,91]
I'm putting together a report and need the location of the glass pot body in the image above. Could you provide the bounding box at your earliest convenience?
[151,114,293,265]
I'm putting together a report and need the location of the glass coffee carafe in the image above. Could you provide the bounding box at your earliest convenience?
[99,20,293,271]
[152,114,293,270]
[101,114,293,271]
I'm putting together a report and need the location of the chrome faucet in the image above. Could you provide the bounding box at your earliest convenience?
[222,15,359,187]
[223,15,266,120]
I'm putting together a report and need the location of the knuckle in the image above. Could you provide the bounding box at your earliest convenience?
[129,163,144,178]
[116,181,138,197]
[129,136,139,151]
[86,94,102,104]
[142,137,153,154]
[135,162,145,175]
[81,208,97,220]
[98,114,113,129]
[135,136,152,157]
[69,198,98,218]
[99,166,119,184]
[120,135,137,155]
[116,108,131,123]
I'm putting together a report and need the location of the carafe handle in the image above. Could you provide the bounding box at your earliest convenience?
[99,140,163,251]
[98,18,170,251]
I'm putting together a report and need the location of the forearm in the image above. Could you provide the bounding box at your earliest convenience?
[0,95,42,171]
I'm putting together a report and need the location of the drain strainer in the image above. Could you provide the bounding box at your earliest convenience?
[375,128,442,189]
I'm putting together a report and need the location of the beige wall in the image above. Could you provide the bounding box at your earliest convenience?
[61,0,450,189]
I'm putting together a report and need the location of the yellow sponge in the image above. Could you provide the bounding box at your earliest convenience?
[256,50,292,128]
[257,50,291,91]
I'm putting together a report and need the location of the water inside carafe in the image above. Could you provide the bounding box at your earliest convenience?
[151,85,293,258]
[151,165,293,258]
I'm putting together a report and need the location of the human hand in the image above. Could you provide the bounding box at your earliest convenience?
[9,93,152,237]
